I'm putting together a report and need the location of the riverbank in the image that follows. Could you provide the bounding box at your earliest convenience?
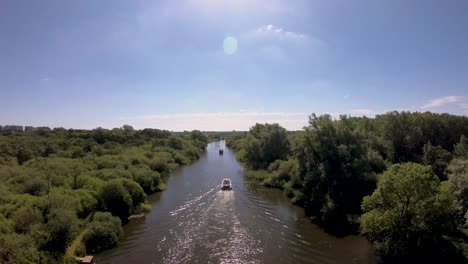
[0,127,209,263]
[225,115,468,262]
[95,141,377,264]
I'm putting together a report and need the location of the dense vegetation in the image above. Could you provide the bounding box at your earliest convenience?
[0,126,207,263]
[227,111,468,261]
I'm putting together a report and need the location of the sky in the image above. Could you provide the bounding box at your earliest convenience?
[1,0,467,131]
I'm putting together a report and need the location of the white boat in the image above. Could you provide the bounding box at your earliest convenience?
[221,178,232,190]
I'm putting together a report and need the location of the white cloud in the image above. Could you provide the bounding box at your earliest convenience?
[40,77,50,81]
[256,24,307,40]
[240,24,325,60]
[421,96,465,109]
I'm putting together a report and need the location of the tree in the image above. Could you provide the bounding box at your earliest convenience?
[83,212,122,253]
[16,147,33,165]
[120,179,146,208]
[190,130,208,145]
[297,114,378,230]
[35,208,79,253]
[454,135,468,159]
[242,123,290,169]
[0,233,41,264]
[242,135,263,169]
[12,206,43,234]
[361,163,455,257]
[447,158,468,220]
[423,142,452,180]
[134,168,161,194]
[98,180,133,222]
[122,125,134,132]
[73,189,98,219]
[168,136,183,150]
[378,112,423,162]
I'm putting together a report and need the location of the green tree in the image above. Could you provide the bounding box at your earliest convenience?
[120,179,146,208]
[12,206,43,234]
[447,158,468,220]
[242,123,290,169]
[0,233,41,264]
[190,130,208,145]
[35,208,79,253]
[242,135,263,169]
[297,114,378,230]
[83,212,122,254]
[361,163,455,257]
[73,189,98,219]
[168,136,183,150]
[454,135,468,159]
[16,147,33,165]
[98,180,132,222]
[423,142,452,180]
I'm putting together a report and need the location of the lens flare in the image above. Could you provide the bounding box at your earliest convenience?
[223,36,238,55]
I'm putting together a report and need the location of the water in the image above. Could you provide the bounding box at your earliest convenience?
[96,141,376,264]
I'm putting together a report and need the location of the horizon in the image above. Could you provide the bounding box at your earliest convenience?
[1,0,468,131]
[1,109,466,132]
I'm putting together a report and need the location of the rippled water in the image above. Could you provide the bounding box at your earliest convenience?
[96,141,377,264]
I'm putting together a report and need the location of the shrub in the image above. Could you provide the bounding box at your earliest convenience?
[84,212,122,254]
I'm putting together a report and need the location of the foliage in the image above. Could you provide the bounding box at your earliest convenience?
[226,111,468,260]
[11,206,42,234]
[83,212,122,254]
[0,126,206,260]
[423,141,452,180]
[360,163,456,257]
[447,158,468,220]
[454,135,468,159]
[0,232,41,264]
[35,208,79,253]
[296,114,380,230]
[233,123,290,169]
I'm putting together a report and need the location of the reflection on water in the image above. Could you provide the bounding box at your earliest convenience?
[96,141,376,264]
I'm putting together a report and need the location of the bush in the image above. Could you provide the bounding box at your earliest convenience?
[172,152,189,165]
[83,212,122,254]
[135,170,161,194]
[168,136,183,150]
[98,180,132,222]
[72,189,98,219]
[36,208,79,253]
[0,233,41,264]
[120,179,146,208]
[12,206,42,234]
[23,177,48,196]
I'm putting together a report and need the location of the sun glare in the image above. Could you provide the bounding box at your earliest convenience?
[223,36,238,55]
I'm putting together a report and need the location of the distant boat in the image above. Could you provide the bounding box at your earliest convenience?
[221,178,232,190]
[219,149,224,155]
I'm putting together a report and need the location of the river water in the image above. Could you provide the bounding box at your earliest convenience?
[96,141,377,264]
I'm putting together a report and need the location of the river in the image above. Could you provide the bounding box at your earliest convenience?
[96,141,377,264]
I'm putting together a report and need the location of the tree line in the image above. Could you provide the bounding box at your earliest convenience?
[0,126,208,263]
[226,111,468,262]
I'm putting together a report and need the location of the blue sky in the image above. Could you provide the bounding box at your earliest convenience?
[1,0,467,131]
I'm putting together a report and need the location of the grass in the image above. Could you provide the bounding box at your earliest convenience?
[66,228,87,257]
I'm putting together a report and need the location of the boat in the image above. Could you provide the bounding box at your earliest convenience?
[221,178,232,190]
[219,149,224,155]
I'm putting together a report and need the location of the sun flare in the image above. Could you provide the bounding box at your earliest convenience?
[223,36,238,55]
